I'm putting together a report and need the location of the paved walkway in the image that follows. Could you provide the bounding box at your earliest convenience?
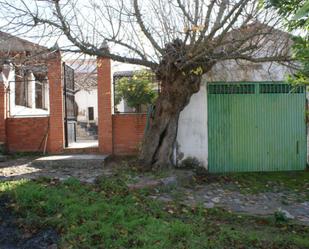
[127,171,309,226]
[149,177,309,225]
[179,185,308,224]
[0,155,109,183]
[68,140,98,148]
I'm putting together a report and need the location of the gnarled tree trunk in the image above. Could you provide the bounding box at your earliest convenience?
[139,72,203,169]
[139,39,214,170]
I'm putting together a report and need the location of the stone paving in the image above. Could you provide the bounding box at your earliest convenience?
[1,156,308,225]
[118,168,309,225]
[0,155,109,183]
[150,180,309,226]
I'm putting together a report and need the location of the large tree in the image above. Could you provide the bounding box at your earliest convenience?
[0,0,295,169]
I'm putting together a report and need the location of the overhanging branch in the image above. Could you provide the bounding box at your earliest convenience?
[133,0,164,54]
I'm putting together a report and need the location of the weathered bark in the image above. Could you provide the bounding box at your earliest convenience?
[139,73,202,169]
[139,39,214,170]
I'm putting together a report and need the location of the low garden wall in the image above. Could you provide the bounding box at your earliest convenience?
[112,114,146,155]
[6,117,49,152]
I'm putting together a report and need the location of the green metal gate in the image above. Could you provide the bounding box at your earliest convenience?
[207,82,307,173]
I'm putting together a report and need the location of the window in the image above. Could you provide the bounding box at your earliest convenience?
[88,107,94,121]
[35,81,43,109]
[35,76,48,110]
[14,66,49,110]
[15,68,31,107]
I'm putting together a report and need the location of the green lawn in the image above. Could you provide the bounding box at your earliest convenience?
[1,174,309,249]
[197,170,309,195]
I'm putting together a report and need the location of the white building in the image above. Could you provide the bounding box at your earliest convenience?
[69,59,145,120]
[75,87,98,125]
[176,60,298,169]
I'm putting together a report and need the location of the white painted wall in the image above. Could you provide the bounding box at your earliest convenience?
[176,61,292,169]
[176,84,208,167]
[115,98,135,113]
[206,60,293,82]
[75,88,98,124]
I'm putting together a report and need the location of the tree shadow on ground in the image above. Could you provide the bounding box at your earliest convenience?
[0,194,59,249]
[0,155,108,183]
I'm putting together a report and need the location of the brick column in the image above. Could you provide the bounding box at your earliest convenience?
[97,57,113,154]
[0,82,6,146]
[47,52,64,153]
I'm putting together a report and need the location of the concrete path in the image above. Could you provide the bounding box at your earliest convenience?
[31,154,107,167]
[67,140,98,149]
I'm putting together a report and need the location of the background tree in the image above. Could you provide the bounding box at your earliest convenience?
[0,0,296,169]
[115,70,158,113]
[263,0,308,84]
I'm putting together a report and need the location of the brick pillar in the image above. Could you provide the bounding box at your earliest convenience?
[97,57,113,154]
[47,52,64,153]
[0,82,6,146]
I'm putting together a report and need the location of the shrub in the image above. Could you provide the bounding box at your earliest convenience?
[177,157,208,175]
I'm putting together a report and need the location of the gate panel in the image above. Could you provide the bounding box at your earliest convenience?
[208,83,306,173]
[63,63,77,147]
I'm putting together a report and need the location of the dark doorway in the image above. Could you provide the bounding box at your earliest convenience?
[88,107,94,121]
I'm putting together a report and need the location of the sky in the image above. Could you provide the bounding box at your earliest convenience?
[0,0,305,72]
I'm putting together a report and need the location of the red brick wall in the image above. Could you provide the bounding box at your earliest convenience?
[47,52,64,153]
[97,57,113,154]
[0,83,6,144]
[6,117,49,152]
[112,114,146,155]
[96,57,146,156]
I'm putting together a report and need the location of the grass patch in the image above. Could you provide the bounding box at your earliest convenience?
[197,171,309,195]
[1,176,309,249]
[114,157,309,196]
[105,156,176,178]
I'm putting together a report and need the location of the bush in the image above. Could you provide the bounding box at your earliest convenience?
[274,209,289,223]
[114,70,158,113]
[177,157,208,175]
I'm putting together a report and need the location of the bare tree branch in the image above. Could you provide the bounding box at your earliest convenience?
[0,0,292,72]
[133,0,164,54]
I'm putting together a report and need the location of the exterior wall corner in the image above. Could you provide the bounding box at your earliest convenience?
[97,56,113,154]
[47,52,64,153]
[0,81,7,146]
[176,83,208,168]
